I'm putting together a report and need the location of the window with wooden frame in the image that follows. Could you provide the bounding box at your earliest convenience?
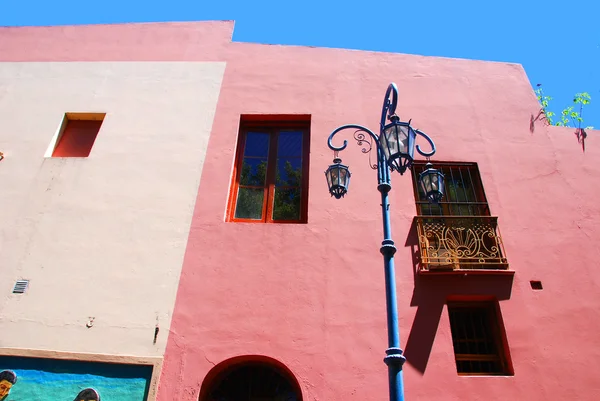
[411,162,490,216]
[228,116,310,223]
[447,301,512,375]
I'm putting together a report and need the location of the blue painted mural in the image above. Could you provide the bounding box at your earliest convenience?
[0,356,152,401]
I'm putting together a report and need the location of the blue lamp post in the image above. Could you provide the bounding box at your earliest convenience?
[324,83,444,401]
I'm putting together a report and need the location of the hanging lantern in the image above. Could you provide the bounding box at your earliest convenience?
[418,163,444,203]
[379,116,417,174]
[325,158,351,199]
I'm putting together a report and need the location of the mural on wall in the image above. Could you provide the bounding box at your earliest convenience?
[74,388,101,401]
[0,356,152,401]
[0,370,17,400]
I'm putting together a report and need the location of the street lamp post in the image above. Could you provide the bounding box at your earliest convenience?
[324,83,444,401]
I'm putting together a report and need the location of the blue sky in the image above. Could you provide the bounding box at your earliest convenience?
[2,0,598,128]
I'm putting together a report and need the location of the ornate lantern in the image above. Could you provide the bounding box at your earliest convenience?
[418,162,444,203]
[379,116,417,174]
[325,158,351,199]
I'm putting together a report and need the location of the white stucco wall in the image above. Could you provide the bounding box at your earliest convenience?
[0,62,225,356]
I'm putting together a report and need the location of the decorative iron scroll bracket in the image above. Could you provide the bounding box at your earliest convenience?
[327,124,380,170]
[415,129,436,158]
[380,83,399,131]
[327,124,380,152]
[380,83,436,158]
[326,83,437,173]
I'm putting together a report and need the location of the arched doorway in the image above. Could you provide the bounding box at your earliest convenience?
[199,356,302,401]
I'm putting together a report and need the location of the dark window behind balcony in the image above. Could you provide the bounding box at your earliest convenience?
[412,162,489,216]
[411,162,509,271]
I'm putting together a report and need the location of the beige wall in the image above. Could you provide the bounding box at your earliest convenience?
[0,62,225,356]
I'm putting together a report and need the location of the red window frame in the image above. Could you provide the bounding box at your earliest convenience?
[228,119,310,223]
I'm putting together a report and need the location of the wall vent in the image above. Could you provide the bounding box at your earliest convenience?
[530,280,543,290]
[12,280,29,294]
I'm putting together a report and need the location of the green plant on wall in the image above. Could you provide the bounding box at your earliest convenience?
[535,84,593,129]
[534,85,555,124]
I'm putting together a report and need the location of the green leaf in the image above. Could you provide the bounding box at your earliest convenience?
[533,87,591,130]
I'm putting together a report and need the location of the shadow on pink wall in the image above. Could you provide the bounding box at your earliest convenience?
[403,219,514,374]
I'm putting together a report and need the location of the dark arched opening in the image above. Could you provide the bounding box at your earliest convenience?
[199,356,303,401]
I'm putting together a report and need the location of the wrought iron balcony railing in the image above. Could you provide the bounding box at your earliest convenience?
[415,216,509,272]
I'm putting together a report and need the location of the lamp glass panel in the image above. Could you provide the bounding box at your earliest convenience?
[380,129,395,160]
[326,169,333,189]
[382,124,410,160]
[339,167,348,187]
[420,173,431,195]
[331,168,340,186]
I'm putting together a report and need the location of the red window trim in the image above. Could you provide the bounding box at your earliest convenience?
[227,119,310,223]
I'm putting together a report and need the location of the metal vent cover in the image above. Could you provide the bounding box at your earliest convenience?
[12,280,29,294]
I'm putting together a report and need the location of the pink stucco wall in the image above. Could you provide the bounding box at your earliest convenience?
[159,40,600,400]
[2,21,600,401]
[0,21,232,61]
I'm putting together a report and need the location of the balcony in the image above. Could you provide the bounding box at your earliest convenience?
[415,216,510,273]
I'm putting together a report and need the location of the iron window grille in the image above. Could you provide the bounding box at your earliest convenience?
[206,363,300,401]
[411,162,490,217]
[411,162,509,271]
[447,301,512,375]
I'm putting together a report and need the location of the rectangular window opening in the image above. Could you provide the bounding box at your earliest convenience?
[48,112,105,158]
[530,280,543,290]
[411,162,490,216]
[412,162,509,271]
[447,301,512,376]
[228,115,311,223]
